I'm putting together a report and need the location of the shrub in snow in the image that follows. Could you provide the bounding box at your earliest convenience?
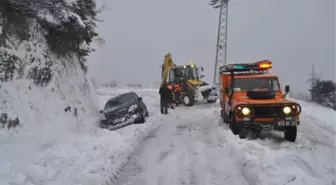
[0,50,19,82]
[0,113,20,129]
[309,77,336,110]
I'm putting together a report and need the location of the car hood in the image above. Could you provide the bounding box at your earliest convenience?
[104,103,132,113]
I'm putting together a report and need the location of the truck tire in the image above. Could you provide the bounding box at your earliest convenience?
[182,95,195,106]
[239,128,247,139]
[229,112,240,135]
[230,123,240,135]
[284,126,297,142]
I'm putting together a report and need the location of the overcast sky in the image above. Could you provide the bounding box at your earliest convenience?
[88,0,335,93]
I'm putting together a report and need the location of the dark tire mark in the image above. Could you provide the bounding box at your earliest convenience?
[106,125,161,185]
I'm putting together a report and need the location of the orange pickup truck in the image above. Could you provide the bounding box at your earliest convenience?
[219,60,301,142]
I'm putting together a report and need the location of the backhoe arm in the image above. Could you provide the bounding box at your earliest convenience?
[161,53,176,86]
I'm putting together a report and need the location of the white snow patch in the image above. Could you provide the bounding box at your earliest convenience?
[1,81,334,185]
[217,99,336,185]
[0,86,161,185]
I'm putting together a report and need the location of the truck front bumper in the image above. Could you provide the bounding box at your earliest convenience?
[235,119,300,131]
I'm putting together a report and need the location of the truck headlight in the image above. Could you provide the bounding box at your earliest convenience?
[283,106,291,114]
[241,107,251,115]
[128,105,138,113]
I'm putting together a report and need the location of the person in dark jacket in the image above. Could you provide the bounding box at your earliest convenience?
[159,83,171,114]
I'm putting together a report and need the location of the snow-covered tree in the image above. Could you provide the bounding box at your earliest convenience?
[0,0,103,85]
[309,77,336,110]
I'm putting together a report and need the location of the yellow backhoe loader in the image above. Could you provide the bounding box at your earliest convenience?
[160,53,218,106]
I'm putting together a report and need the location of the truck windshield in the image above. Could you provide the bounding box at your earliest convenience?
[233,78,280,92]
[184,67,199,80]
[169,67,199,82]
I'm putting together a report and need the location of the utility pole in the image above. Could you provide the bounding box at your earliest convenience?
[210,0,229,87]
[309,63,317,101]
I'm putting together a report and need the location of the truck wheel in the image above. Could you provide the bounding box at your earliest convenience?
[230,123,240,135]
[220,109,224,119]
[182,95,194,106]
[284,126,297,142]
[239,128,247,139]
[229,113,240,135]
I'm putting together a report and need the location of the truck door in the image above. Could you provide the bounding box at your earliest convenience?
[224,82,231,114]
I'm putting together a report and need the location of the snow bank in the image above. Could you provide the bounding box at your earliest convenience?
[0,50,99,181]
[0,85,161,184]
[217,98,336,185]
[295,99,336,129]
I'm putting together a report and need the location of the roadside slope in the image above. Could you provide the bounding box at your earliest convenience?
[0,88,161,185]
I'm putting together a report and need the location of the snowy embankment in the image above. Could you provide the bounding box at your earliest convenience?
[0,83,161,185]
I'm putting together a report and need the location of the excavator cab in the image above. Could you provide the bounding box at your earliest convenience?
[168,64,200,84]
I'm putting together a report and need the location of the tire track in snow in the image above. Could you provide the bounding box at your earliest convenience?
[106,124,162,185]
[108,113,198,185]
[100,89,243,185]
[178,108,250,185]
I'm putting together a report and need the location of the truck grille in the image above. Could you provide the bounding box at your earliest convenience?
[106,108,128,119]
[253,105,282,118]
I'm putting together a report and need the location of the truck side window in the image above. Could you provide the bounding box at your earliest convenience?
[168,70,175,83]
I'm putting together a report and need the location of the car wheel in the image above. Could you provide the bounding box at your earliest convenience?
[135,109,146,124]
[140,111,146,123]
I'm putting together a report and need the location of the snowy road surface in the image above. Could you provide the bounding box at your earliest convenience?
[104,88,335,185]
[0,88,334,185]
[110,106,250,185]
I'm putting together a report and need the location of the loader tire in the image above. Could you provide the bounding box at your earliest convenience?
[182,95,194,107]
[284,126,297,142]
[207,99,217,103]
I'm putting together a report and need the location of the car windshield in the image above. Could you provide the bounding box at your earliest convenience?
[104,93,134,109]
[233,78,280,92]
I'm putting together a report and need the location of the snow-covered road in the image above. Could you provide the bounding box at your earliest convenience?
[0,88,334,185]
[103,88,335,185]
[110,106,250,185]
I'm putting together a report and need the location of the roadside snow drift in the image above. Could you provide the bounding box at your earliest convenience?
[0,87,161,185]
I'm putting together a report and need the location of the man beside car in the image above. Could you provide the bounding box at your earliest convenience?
[159,83,171,114]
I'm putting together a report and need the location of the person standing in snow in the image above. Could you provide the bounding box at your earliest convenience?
[159,83,171,114]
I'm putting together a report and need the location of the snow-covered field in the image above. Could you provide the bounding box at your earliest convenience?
[0,87,335,185]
